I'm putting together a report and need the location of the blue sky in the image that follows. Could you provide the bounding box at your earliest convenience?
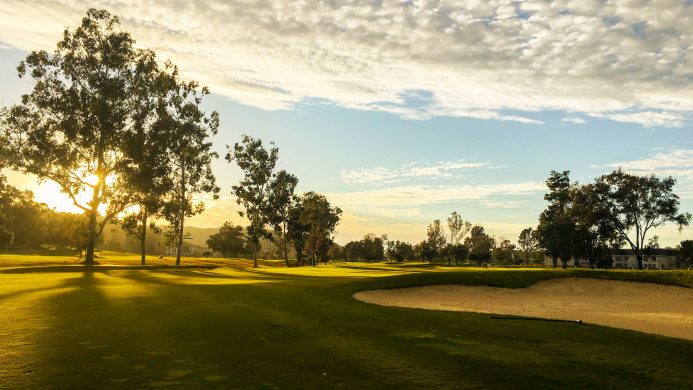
[1,1,692,245]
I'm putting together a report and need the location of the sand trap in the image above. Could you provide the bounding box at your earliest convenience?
[354,278,693,340]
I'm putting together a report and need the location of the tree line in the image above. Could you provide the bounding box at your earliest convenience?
[333,168,692,270]
[533,169,690,270]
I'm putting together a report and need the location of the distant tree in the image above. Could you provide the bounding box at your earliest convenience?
[287,195,310,265]
[348,233,387,262]
[0,9,161,264]
[493,238,515,266]
[329,243,345,262]
[593,169,691,270]
[465,225,495,266]
[537,171,575,268]
[446,211,472,265]
[445,244,469,265]
[267,170,298,266]
[426,219,446,262]
[386,240,415,262]
[415,240,437,262]
[120,213,161,262]
[679,240,693,267]
[227,135,278,267]
[517,227,539,266]
[206,222,246,258]
[300,192,341,266]
[0,175,18,249]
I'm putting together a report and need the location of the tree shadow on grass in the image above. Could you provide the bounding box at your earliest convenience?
[6,269,693,389]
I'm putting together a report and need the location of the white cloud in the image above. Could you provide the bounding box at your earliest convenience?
[593,111,686,127]
[562,116,586,124]
[341,159,497,184]
[606,149,693,178]
[327,182,545,208]
[477,200,523,209]
[605,148,693,199]
[1,1,693,126]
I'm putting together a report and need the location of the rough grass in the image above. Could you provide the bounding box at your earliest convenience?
[1,257,692,389]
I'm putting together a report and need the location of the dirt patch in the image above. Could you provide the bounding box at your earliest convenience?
[354,278,693,340]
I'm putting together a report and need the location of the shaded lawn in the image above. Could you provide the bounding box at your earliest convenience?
[1,263,692,389]
[0,250,286,268]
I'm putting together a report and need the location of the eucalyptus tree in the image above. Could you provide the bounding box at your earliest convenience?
[300,192,341,266]
[536,171,575,268]
[464,225,495,266]
[517,227,539,266]
[227,135,278,267]
[0,9,162,264]
[119,57,179,265]
[267,170,298,266]
[446,211,471,265]
[426,219,446,261]
[286,195,310,265]
[159,65,220,266]
[592,169,690,270]
[569,183,617,269]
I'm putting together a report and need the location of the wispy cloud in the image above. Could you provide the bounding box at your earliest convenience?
[606,149,693,178]
[593,111,686,128]
[341,159,499,185]
[327,182,545,208]
[562,117,586,125]
[476,200,523,209]
[604,148,693,199]
[1,1,692,125]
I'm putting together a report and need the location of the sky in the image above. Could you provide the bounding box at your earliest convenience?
[0,0,692,246]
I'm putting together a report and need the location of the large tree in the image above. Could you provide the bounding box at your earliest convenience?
[1,9,162,264]
[569,183,617,269]
[160,67,219,266]
[267,170,298,266]
[537,170,575,268]
[118,60,178,265]
[593,169,690,270]
[298,192,341,266]
[227,135,278,267]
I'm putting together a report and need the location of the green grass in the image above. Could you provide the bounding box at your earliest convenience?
[1,258,692,389]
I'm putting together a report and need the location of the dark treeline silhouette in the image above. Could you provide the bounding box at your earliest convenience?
[534,170,691,270]
[226,135,342,267]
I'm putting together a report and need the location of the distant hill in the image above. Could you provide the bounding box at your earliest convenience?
[99,223,284,258]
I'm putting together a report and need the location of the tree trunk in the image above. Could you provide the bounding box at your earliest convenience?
[140,206,148,265]
[175,216,183,266]
[282,223,289,267]
[252,242,258,267]
[296,246,303,266]
[84,208,97,265]
[636,252,644,270]
[176,166,186,266]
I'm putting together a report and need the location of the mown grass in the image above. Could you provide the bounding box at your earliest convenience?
[1,258,692,389]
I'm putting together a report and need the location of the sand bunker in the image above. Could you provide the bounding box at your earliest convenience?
[354,278,693,340]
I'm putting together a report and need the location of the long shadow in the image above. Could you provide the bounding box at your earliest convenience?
[5,268,693,389]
